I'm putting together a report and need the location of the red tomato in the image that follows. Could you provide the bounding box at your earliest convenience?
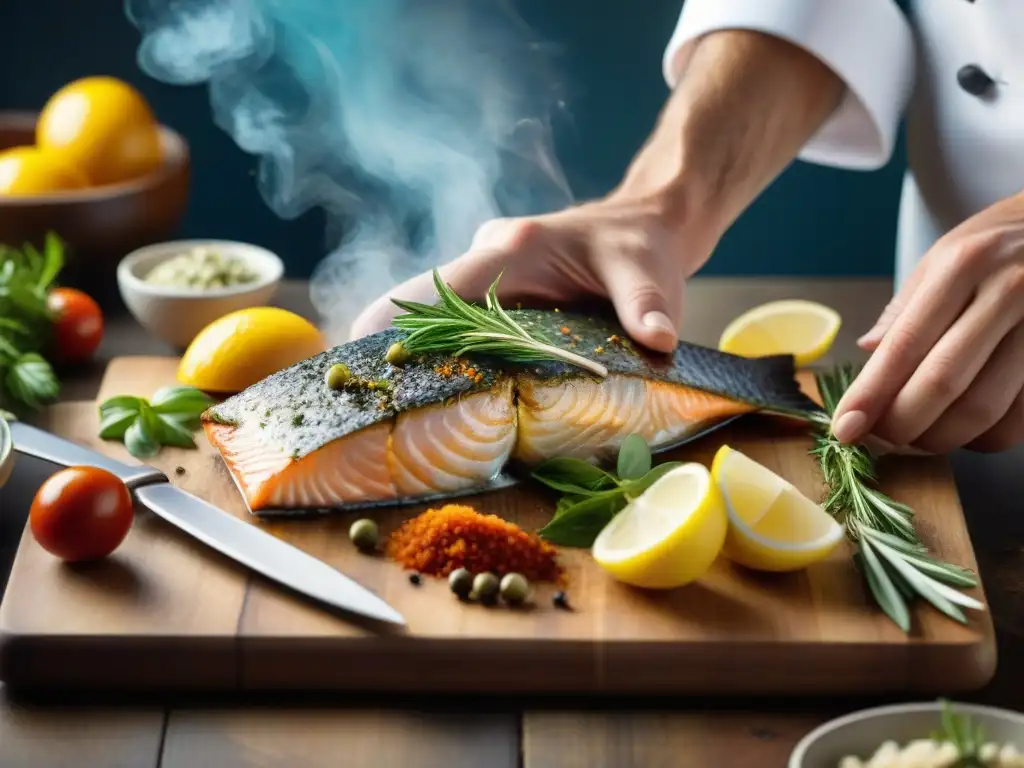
[46,287,104,364]
[30,466,133,562]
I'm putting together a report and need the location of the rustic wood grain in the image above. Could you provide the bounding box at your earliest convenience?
[0,356,997,695]
[160,709,518,768]
[0,686,164,768]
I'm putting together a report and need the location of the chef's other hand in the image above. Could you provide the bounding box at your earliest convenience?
[349,195,717,354]
[832,194,1024,453]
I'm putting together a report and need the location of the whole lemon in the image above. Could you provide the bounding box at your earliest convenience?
[178,307,327,394]
[36,76,164,186]
[0,146,89,196]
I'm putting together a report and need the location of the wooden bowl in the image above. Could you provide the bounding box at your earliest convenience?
[0,111,191,309]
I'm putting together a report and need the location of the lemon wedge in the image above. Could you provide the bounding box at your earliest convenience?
[592,463,728,589]
[178,307,326,394]
[711,445,844,572]
[718,299,841,367]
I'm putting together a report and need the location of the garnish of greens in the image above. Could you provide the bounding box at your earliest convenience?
[389,269,609,378]
[98,386,215,459]
[931,699,988,766]
[533,434,679,548]
[811,365,982,632]
[0,232,64,420]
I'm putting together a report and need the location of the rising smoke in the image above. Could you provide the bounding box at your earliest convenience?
[125,0,575,342]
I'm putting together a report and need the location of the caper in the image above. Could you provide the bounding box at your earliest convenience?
[470,572,499,604]
[499,573,530,606]
[325,363,352,389]
[448,568,473,599]
[385,341,410,366]
[348,518,379,553]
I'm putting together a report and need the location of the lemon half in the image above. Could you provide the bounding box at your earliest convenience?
[711,445,844,572]
[718,299,841,368]
[178,307,326,394]
[592,463,728,589]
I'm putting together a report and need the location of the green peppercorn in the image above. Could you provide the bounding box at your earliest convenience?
[325,363,352,390]
[470,572,499,604]
[385,341,410,366]
[499,573,530,606]
[348,518,379,553]
[448,568,473,599]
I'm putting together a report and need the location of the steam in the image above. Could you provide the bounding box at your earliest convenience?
[126,0,574,342]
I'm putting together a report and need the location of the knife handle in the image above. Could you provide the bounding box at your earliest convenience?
[9,421,167,490]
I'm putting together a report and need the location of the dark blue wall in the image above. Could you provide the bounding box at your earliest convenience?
[0,0,906,278]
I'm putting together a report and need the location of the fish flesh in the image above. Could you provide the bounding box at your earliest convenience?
[202,310,818,515]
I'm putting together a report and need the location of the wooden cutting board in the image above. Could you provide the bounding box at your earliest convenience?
[0,356,997,695]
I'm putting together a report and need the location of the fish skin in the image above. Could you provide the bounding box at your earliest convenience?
[203,310,819,514]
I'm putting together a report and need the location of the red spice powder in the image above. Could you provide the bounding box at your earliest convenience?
[386,504,563,583]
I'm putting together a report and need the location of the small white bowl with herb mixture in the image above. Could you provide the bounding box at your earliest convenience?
[118,239,284,349]
[791,700,1024,767]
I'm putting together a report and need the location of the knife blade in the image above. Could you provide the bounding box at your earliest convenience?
[9,421,405,626]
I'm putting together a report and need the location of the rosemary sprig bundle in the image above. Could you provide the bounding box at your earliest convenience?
[390,270,608,377]
[812,365,983,632]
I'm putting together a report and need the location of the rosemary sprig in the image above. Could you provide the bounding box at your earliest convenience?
[390,270,608,377]
[812,364,983,632]
[932,699,988,767]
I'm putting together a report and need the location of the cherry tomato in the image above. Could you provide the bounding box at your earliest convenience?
[46,287,104,364]
[30,466,133,562]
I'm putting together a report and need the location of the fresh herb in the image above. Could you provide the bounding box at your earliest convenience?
[534,434,681,547]
[98,386,215,459]
[930,699,987,766]
[812,365,983,632]
[390,270,608,378]
[0,233,65,417]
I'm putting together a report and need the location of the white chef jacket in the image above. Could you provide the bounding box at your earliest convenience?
[663,0,1024,289]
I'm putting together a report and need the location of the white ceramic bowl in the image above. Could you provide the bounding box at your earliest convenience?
[791,701,1024,767]
[0,417,14,490]
[117,239,284,349]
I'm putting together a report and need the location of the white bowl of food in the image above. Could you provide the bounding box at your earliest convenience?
[0,416,14,489]
[791,700,1024,767]
[118,239,284,349]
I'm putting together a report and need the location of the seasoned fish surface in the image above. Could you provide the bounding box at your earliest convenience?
[203,310,816,513]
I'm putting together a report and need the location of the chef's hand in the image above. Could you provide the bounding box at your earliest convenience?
[349,196,715,354]
[832,194,1024,453]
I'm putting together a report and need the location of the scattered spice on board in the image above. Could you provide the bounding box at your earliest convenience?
[386,504,564,583]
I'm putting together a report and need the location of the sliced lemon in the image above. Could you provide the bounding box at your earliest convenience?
[178,307,326,394]
[711,445,844,572]
[592,463,728,589]
[718,299,841,368]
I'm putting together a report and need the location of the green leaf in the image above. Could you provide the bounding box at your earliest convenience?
[156,414,197,449]
[124,417,160,459]
[150,385,215,418]
[531,457,618,495]
[537,491,627,548]
[99,395,144,416]
[616,433,652,480]
[858,538,911,632]
[5,353,59,409]
[38,232,64,290]
[99,407,141,440]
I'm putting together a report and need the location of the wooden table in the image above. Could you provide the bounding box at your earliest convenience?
[2,278,1023,768]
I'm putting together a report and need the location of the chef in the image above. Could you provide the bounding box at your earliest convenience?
[351,0,1024,454]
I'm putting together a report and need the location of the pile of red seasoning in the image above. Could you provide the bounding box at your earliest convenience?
[386,504,563,583]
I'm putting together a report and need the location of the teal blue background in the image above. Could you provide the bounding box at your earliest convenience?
[0,1,907,278]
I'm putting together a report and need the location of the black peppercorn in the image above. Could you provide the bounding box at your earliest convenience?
[409,572,422,586]
[552,591,570,610]
[957,64,995,97]
[175,466,186,476]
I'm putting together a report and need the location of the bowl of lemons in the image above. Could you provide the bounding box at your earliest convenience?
[0,76,190,305]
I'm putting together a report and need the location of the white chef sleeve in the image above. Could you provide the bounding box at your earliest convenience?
[662,0,915,171]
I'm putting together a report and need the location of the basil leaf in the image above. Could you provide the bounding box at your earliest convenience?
[38,232,64,291]
[537,491,627,548]
[616,433,651,480]
[157,414,197,449]
[99,395,143,416]
[124,417,160,459]
[532,457,618,493]
[151,386,215,418]
[621,461,684,500]
[99,407,141,440]
[6,353,59,408]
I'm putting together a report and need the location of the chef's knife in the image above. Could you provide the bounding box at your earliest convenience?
[9,421,405,627]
